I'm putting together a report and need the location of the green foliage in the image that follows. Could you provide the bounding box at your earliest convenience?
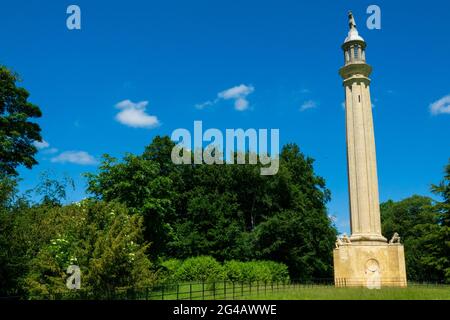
[86,136,337,279]
[0,201,52,295]
[85,153,176,258]
[83,203,155,296]
[0,200,12,293]
[158,256,290,284]
[0,174,19,208]
[380,159,450,283]
[381,195,439,281]
[381,195,436,240]
[253,209,335,279]
[2,201,154,298]
[34,171,75,206]
[223,260,290,282]
[429,159,450,281]
[432,159,450,226]
[171,256,225,283]
[158,258,183,283]
[0,66,42,176]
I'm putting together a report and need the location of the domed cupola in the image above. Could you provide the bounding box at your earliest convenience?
[342,11,367,65]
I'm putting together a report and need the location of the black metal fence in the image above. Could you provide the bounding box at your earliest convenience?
[34,280,307,300]
[11,278,448,300]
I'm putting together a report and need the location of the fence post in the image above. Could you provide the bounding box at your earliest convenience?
[202,282,205,300]
[145,287,149,300]
[176,284,179,300]
[224,281,226,299]
[233,282,236,300]
[213,282,216,300]
[249,281,252,295]
[190,283,192,300]
[162,286,164,300]
[241,281,244,297]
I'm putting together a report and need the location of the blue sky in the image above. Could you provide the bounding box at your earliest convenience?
[1,0,449,233]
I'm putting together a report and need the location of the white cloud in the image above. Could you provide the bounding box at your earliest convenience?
[430,95,450,115]
[115,99,160,128]
[51,151,97,165]
[33,140,50,149]
[218,84,254,100]
[33,140,58,154]
[234,97,249,111]
[300,100,317,112]
[197,84,255,111]
[42,147,59,155]
[195,99,218,110]
[34,140,91,164]
[218,84,254,111]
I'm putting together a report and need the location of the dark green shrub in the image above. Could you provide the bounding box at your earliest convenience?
[223,260,290,282]
[158,258,183,283]
[158,256,290,284]
[173,256,225,283]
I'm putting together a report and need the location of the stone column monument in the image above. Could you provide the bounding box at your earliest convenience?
[333,12,407,288]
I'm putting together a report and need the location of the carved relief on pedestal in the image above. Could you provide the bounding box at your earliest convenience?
[365,259,381,289]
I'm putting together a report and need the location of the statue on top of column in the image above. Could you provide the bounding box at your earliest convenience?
[348,11,357,29]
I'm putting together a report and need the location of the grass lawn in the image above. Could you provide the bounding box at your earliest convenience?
[245,285,450,300]
[145,282,450,300]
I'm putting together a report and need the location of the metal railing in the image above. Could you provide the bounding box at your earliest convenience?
[2,278,449,300]
[46,280,301,300]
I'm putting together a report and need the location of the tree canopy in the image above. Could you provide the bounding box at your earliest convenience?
[381,159,450,282]
[0,66,42,176]
[86,136,337,279]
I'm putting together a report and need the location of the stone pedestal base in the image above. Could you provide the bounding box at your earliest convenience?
[333,243,407,288]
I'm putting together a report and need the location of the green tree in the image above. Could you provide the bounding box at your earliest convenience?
[380,159,450,283]
[34,171,75,206]
[251,145,336,279]
[85,153,176,258]
[381,195,436,241]
[429,159,450,281]
[24,201,155,298]
[85,137,337,279]
[0,202,60,296]
[0,174,33,295]
[432,159,450,227]
[381,195,438,281]
[0,66,42,176]
[0,174,19,208]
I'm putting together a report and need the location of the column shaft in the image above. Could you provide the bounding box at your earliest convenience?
[344,79,384,241]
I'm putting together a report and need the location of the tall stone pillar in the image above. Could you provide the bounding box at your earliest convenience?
[333,12,407,288]
[342,67,386,243]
